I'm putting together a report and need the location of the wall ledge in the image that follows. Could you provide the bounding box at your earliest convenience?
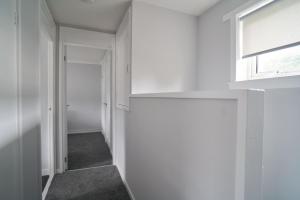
[130,90,259,100]
[229,75,300,90]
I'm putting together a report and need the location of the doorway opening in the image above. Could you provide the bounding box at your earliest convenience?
[64,45,113,171]
[57,27,116,174]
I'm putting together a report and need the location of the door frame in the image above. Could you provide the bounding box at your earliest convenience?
[39,0,56,199]
[40,31,56,200]
[58,27,116,173]
[100,51,113,150]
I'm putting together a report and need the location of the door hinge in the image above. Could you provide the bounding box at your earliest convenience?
[64,56,66,61]
[64,157,67,163]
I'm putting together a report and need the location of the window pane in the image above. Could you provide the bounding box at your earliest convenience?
[257,45,300,74]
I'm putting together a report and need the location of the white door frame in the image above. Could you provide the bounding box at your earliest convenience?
[58,27,116,173]
[39,0,56,198]
[40,33,56,200]
[100,51,113,150]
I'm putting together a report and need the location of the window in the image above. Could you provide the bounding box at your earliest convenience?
[235,0,300,81]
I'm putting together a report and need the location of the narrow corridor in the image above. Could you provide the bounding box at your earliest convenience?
[68,132,112,170]
[45,166,131,200]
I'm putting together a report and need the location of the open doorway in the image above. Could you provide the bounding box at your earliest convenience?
[64,45,112,171]
[58,27,116,174]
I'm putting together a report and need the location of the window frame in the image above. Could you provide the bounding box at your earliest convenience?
[224,0,300,89]
[245,48,300,80]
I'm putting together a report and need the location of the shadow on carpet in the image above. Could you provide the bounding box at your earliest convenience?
[68,132,112,170]
[45,166,131,200]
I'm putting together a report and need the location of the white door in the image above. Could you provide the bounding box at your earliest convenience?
[102,51,112,148]
[47,41,55,177]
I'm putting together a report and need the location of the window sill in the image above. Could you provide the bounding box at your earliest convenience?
[229,75,300,90]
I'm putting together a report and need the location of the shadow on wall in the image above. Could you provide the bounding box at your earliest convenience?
[0,122,42,200]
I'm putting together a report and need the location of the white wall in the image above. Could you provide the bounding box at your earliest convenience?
[66,45,105,65]
[40,32,50,175]
[262,88,300,200]
[127,97,237,200]
[125,91,263,200]
[19,0,41,199]
[66,63,102,133]
[1,0,49,199]
[196,1,300,199]
[131,1,198,94]
[197,0,248,90]
[0,0,19,199]
[101,51,112,147]
[114,7,131,178]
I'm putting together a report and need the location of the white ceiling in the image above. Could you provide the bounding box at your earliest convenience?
[46,0,131,33]
[66,45,106,65]
[137,0,222,16]
[46,0,221,33]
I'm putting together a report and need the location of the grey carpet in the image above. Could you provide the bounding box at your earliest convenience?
[45,166,131,200]
[68,132,112,170]
[42,175,49,191]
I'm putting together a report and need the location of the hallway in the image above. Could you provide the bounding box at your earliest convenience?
[1,0,300,200]
[68,132,112,170]
[45,166,131,200]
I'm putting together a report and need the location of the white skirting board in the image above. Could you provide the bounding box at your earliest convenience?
[122,177,136,200]
[68,129,102,134]
[42,169,50,176]
[42,173,54,200]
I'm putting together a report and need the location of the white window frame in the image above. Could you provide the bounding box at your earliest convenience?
[224,0,300,89]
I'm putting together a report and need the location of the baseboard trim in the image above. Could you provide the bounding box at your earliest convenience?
[103,134,112,152]
[42,169,50,176]
[56,168,63,174]
[42,173,54,200]
[68,129,102,134]
[121,176,135,200]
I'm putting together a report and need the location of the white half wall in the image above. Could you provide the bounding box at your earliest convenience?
[131,1,198,94]
[66,63,102,133]
[127,97,237,200]
[262,88,300,200]
[124,91,264,200]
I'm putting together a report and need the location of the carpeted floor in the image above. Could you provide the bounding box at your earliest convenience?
[68,132,112,170]
[42,175,49,191]
[45,165,132,200]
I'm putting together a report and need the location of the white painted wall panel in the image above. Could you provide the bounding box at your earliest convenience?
[19,0,41,199]
[66,63,102,133]
[262,88,300,200]
[126,97,237,200]
[131,1,198,94]
[40,32,50,175]
[66,45,106,65]
[197,0,248,91]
